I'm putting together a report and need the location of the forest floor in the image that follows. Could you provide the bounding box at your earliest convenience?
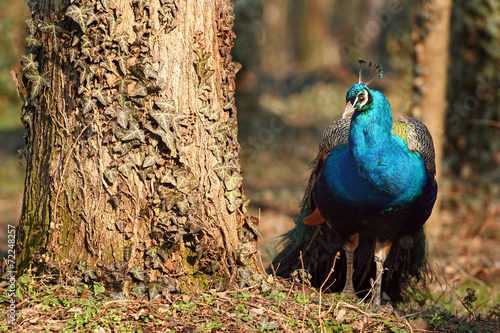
[0,265,499,332]
[1,81,500,332]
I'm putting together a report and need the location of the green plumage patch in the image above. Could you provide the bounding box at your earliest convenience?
[391,122,408,144]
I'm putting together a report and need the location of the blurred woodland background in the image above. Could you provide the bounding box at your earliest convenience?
[0,0,499,313]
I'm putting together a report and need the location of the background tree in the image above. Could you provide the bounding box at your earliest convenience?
[15,0,258,294]
[446,0,500,181]
[411,0,452,235]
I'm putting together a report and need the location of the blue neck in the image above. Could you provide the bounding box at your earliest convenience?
[348,90,393,163]
[325,90,428,208]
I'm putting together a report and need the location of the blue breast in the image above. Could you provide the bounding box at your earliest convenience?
[311,88,436,239]
[323,136,429,210]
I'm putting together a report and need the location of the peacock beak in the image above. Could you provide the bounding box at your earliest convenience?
[342,100,357,119]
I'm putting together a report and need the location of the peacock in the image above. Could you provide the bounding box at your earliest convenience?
[271,60,438,305]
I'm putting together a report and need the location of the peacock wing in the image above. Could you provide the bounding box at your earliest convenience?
[392,116,436,176]
[270,117,350,277]
[305,117,351,196]
[317,117,351,161]
[302,117,351,225]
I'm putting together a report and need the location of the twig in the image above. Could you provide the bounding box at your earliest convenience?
[318,251,339,332]
[103,299,164,307]
[319,252,340,292]
[478,204,499,234]
[436,263,477,320]
[299,251,307,332]
[468,119,500,129]
[450,262,488,288]
[334,301,380,317]
[256,250,268,274]
[402,316,415,333]
[359,267,387,306]
[486,303,500,319]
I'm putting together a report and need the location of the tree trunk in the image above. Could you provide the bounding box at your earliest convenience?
[291,0,340,68]
[17,0,257,293]
[446,0,500,177]
[411,0,451,236]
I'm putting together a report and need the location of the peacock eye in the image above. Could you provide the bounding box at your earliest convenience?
[358,93,365,102]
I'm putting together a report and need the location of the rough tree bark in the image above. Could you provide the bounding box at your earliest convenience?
[16,0,258,294]
[411,0,452,235]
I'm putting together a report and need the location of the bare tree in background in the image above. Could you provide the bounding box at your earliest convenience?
[446,0,500,178]
[412,0,452,234]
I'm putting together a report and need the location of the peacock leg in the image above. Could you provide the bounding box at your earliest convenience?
[372,239,393,306]
[342,233,359,296]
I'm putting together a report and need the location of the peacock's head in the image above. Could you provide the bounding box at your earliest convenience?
[342,84,373,118]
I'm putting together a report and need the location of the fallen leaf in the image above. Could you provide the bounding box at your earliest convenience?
[335,308,346,322]
[164,259,179,272]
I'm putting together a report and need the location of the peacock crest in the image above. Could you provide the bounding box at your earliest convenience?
[357,58,384,85]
